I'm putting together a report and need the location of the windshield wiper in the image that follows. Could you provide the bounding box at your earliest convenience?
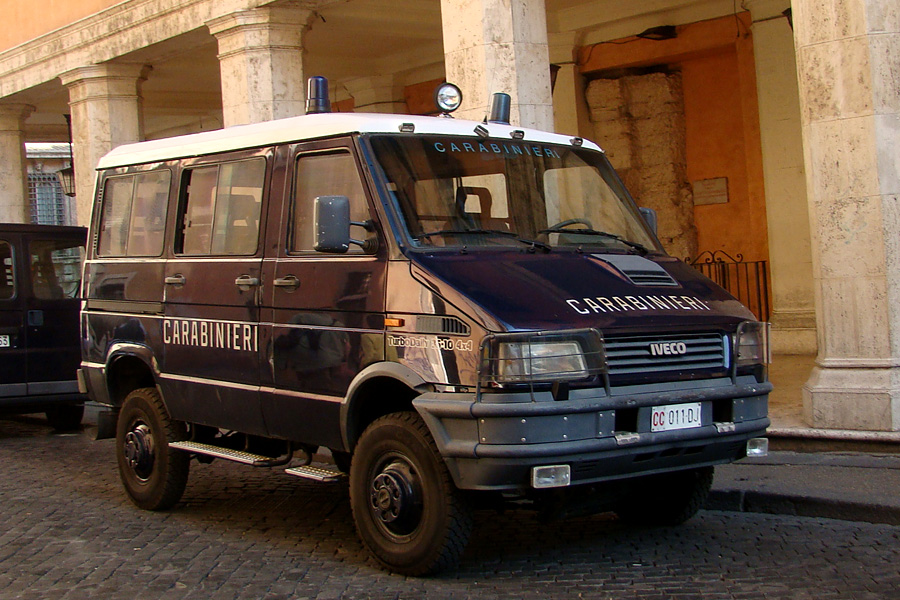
[537,227,650,255]
[417,229,551,252]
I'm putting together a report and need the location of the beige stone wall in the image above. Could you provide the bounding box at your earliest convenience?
[441,0,554,130]
[0,104,35,224]
[795,0,900,430]
[746,0,816,354]
[586,73,697,260]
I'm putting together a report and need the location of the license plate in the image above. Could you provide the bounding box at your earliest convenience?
[651,402,702,432]
[0,335,8,347]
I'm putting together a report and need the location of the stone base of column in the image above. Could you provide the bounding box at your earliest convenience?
[803,364,900,431]
[770,308,817,355]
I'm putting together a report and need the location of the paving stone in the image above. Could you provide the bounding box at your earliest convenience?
[1,415,899,599]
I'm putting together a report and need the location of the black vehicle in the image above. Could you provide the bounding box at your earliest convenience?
[80,82,770,575]
[0,223,86,430]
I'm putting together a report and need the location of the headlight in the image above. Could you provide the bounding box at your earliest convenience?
[734,321,771,366]
[497,340,588,382]
[480,329,605,386]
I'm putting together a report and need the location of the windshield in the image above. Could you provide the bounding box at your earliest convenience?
[368,134,662,254]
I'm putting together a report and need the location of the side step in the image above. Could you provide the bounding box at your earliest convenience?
[169,441,344,481]
[169,440,280,466]
[285,465,344,482]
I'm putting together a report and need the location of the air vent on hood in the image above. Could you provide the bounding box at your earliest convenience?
[592,254,679,287]
[416,315,471,336]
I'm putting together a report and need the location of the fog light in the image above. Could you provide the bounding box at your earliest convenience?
[532,465,571,489]
[746,437,769,457]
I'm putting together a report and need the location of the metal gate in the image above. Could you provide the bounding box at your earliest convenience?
[687,250,770,322]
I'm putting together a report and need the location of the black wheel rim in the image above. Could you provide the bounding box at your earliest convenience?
[123,421,155,481]
[368,454,423,538]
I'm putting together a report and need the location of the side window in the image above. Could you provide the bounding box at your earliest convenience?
[292,152,372,254]
[97,171,170,257]
[178,158,265,256]
[29,238,85,300]
[128,171,170,256]
[98,177,133,256]
[0,241,14,300]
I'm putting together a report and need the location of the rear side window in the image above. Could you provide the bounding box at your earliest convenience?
[97,171,171,257]
[0,241,14,300]
[29,238,85,300]
[178,158,265,256]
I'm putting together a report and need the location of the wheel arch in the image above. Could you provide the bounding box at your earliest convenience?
[105,343,160,407]
[341,361,432,452]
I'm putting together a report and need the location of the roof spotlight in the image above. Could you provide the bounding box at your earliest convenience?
[434,82,463,114]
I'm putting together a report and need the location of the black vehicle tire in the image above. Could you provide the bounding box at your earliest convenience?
[46,404,84,432]
[332,450,352,474]
[615,466,714,526]
[349,412,472,576]
[116,387,189,511]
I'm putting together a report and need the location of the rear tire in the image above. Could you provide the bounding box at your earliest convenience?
[349,412,472,575]
[46,404,84,432]
[615,466,714,526]
[116,387,189,511]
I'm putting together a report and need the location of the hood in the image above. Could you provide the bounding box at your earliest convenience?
[408,250,756,333]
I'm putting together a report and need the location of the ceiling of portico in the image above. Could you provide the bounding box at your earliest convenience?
[13,0,737,143]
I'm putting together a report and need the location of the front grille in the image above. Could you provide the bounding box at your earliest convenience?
[604,332,727,376]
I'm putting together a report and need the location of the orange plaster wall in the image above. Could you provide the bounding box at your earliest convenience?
[1,0,119,51]
[682,44,769,263]
[579,12,769,264]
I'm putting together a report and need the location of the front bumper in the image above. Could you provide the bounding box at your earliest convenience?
[413,376,771,491]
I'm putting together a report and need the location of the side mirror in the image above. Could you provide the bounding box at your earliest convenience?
[314,195,379,254]
[315,195,351,253]
[639,207,658,236]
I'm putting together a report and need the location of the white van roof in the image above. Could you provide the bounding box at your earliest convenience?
[96,112,602,169]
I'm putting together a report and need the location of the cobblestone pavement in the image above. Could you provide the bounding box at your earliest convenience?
[1,415,899,600]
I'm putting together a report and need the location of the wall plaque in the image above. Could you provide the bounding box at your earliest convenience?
[692,177,729,205]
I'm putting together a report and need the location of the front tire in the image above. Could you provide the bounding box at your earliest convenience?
[116,387,189,511]
[616,466,714,526]
[46,404,84,432]
[349,412,472,575]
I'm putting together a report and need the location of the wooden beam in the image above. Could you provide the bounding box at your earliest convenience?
[578,12,751,74]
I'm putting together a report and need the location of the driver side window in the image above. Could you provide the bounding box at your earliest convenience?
[291,151,373,254]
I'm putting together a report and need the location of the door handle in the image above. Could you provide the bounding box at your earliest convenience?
[164,274,186,285]
[234,275,261,288]
[273,275,300,290]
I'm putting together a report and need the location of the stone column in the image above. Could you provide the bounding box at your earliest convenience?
[343,76,407,114]
[745,0,817,354]
[548,32,592,138]
[207,6,311,127]
[794,0,900,430]
[60,64,148,226]
[440,0,553,130]
[0,103,34,224]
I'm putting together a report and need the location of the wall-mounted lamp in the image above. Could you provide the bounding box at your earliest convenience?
[56,165,76,197]
[56,114,76,197]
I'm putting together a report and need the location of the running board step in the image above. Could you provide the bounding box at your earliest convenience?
[169,441,280,466]
[285,465,344,482]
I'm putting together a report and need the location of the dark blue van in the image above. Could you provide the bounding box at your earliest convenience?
[1,223,86,430]
[80,83,770,575]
